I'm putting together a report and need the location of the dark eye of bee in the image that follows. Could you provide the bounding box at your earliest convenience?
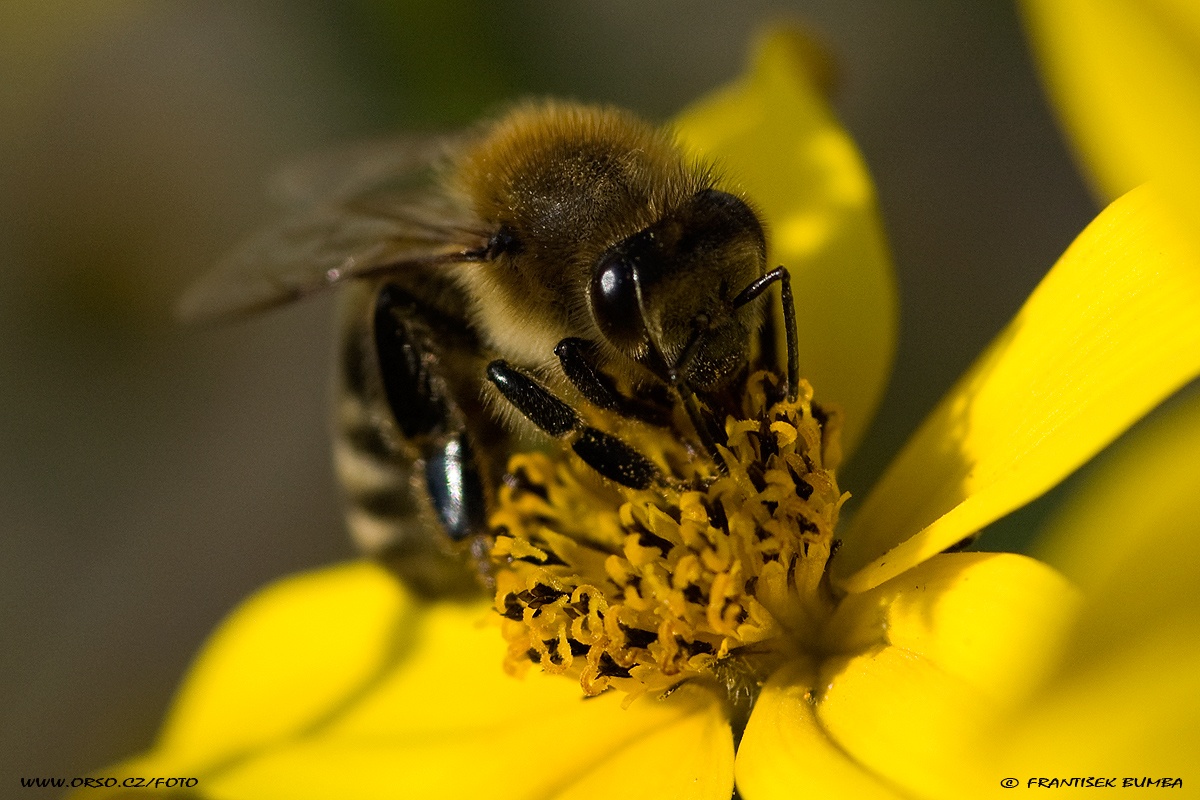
[590,238,650,352]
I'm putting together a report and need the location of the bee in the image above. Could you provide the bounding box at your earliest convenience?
[182,101,798,597]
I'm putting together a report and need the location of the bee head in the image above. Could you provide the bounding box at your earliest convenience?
[589,189,768,390]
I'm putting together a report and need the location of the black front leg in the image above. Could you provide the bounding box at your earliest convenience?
[570,427,659,489]
[486,360,578,436]
[554,338,672,426]
[487,360,660,490]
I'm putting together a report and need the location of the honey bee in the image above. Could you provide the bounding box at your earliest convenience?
[183,101,798,597]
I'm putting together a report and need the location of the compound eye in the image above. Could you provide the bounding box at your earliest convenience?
[590,248,648,351]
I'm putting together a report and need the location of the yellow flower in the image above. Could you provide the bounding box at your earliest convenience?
[1021,0,1200,227]
[983,374,1200,788]
[80,25,1200,800]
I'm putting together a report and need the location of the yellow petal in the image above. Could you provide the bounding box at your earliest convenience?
[833,185,1200,593]
[674,26,898,459]
[817,636,1194,800]
[996,619,1200,780]
[1035,386,1200,664]
[209,679,732,800]
[77,561,733,800]
[826,553,1080,704]
[1021,0,1200,230]
[983,387,1200,776]
[815,647,995,799]
[803,554,1078,799]
[735,661,906,800]
[158,561,418,769]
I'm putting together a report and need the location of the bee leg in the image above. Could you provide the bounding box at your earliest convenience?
[732,266,800,401]
[554,338,672,426]
[486,359,579,436]
[487,360,659,490]
[424,434,487,541]
[374,284,447,438]
[570,427,659,490]
[374,284,490,547]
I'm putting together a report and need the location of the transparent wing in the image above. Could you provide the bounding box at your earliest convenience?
[179,134,488,323]
[266,131,469,210]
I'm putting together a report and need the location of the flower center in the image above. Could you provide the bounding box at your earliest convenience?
[485,371,846,713]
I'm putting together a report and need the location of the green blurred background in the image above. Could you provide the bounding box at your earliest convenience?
[1,0,1102,786]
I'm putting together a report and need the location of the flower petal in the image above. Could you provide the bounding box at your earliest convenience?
[985,388,1200,776]
[996,621,1200,781]
[815,647,994,799]
[825,553,1080,703]
[674,26,898,459]
[1021,0,1200,230]
[157,561,418,769]
[807,553,1079,799]
[1035,387,1200,661]
[833,185,1200,593]
[78,561,733,800]
[209,680,733,800]
[735,661,906,800]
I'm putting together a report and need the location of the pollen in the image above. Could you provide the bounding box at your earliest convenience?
[486,372,847,706]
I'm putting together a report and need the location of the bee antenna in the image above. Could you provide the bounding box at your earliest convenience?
[732,266,799,402]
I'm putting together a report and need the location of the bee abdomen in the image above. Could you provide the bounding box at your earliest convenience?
[333,389,426,555]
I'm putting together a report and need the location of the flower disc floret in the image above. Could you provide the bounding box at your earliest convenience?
[487,373,847,704]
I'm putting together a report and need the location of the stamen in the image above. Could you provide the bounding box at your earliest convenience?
[483,371,847,706]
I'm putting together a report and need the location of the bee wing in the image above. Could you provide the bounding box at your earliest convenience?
[180,148,489,323]
[266,132,468,210]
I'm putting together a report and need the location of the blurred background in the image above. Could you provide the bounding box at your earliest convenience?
[2,0,1103,787]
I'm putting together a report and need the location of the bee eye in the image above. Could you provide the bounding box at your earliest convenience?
[590,247,648,351]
